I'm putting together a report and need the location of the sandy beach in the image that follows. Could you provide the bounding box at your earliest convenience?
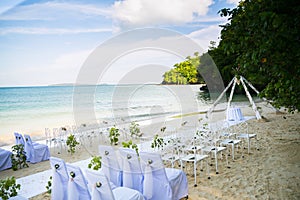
[1,102,299,200]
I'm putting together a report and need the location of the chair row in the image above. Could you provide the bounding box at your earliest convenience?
[14,132,50,163]
[50,157,144,200]
[98,145,189,200]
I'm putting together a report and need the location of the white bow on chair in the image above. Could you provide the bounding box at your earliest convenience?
[123,154,133,188]
[143,159,153,199]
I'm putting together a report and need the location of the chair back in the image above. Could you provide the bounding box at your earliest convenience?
[98,145,122,187]
[23,134,33,161]
[66,164,91,200]
[234,121,249,135]
[139,152,172,200]
[119,147,143,193]
[50,157,69,200]
[14,132,25,146]
[85,169,115,200]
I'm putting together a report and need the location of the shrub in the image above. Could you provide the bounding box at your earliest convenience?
[109,126,120,145]
[0,177,21,200]
[122,140,139,156]
[88,156,102,171]
[11,144,28,171]
[66,134,79,154]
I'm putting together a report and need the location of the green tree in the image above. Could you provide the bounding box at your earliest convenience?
[215,0,300,111]
[162,52,200,84]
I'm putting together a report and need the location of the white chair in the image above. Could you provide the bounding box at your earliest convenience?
[235,121,258,154]
[85,169,145,200]
[219,121,241,160]
[200,125,228,174]
[98,145,122,187]
[50,157,69,200]
[24,134,50,163]
[66,164,91,200]
[139,152,188,200]
[181,136,210,186]
[118,148,144,193]
[0,148,12,171]
[14,132,25,146]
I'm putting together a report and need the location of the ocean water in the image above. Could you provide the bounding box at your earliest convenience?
[0,84,211,144]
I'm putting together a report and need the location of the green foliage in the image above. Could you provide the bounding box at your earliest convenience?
[88,156,102,171]
[11,144,28,171]
[129,121,141,137]
[0,177,21,200]
[109,126,120,145]
[122,140,139,156]
[66,134,79,154]
[151,134,165,150]
[162,52,200,84]
[45,176,52,194]
[213,0,300,111]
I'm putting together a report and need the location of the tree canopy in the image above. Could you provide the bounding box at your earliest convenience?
[162,52,201,84]
[211,0,300,112]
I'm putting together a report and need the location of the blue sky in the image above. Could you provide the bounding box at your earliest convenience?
[0,0,238,87]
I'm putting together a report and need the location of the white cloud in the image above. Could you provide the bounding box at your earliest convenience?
[227,0,240,5]
[187,25,222,51]
[0,2,112,20]
[0,27,112,35]
[113,0,213,28]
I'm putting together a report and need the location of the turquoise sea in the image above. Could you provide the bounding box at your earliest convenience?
[0,84,211,145]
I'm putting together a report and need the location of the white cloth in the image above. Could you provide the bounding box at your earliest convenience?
[226,107,244,121]
[50,157,69,200]
[0,148,12,171]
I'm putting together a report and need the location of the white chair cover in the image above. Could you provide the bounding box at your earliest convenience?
[226,107,244,121]
[85,169,115,200]
[0,148,12,171]
[139,152,173,200]
[118,148,144,193]
[98,145,122,187]
[24,134,50,163]
[50,157,69,200]
[85,169,145,200]
[66,164,91,200]
[14,132,25,146]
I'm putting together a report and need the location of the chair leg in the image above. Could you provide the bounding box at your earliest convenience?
[215,150,218,174]
[194,161,197,187]
[206,159,210,179]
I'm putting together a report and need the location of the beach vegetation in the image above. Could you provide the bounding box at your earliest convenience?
[207,0,300,112]
[129,121,142,137]
[10,144,28,171]
[66,134,79,154]
[88,156,102,171]
[122,140,139,156]
[45,176,52,194]
[162,52,201,84]
[151,134,165,150]
[109,126,120,145]
[0,176,21,200]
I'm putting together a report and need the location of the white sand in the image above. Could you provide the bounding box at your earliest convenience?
[1,102,299,199]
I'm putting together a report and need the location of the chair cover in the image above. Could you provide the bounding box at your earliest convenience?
[98,145,122,187]
[0,148,12,171]
[14,132,25,145]
[66,164,91,200]
[85,169,145,200]
[119,148,144,193]
[50,157,69,200]
[140,152,188,200]
[85,169,115,199]
[24,134,50,163]
[226,107,244,121]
